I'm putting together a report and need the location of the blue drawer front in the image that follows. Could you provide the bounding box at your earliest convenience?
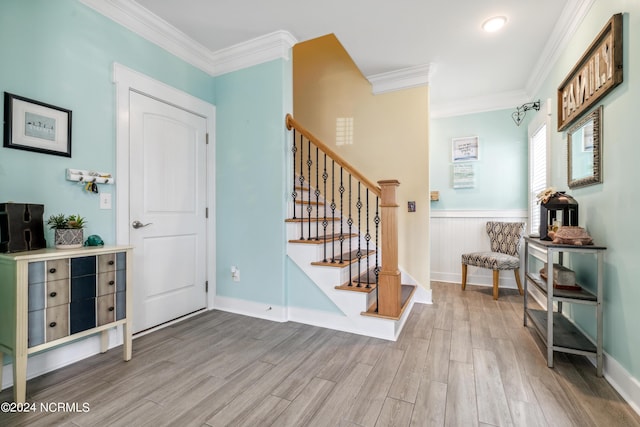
[70,300,96,334]
[116,252,126,270]
[28,310,45,347]
[71,275,96,302]
[116,291,126,320]
[28,282,45,312]
[71,256,96,278]
[28,261,45,285]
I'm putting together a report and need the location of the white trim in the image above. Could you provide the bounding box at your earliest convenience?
[430,209,528,218]
[604,353,640,417]
[79,0,296,77]
[367,64,433,95]
[112,62,217,311]
[431,271,520,290]
[213,295,287,323]
[525,0,595,97]
[430,90,529,118]
[211,31,297,77]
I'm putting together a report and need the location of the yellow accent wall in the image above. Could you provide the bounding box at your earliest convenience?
[293,34,430,290]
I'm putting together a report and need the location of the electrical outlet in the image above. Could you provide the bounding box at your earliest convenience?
[231,266,240,282]
[100,193,112,210]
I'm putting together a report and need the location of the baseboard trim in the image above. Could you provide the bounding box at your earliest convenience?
[213,295,287,323]
[603,352,640,416]
[431,272,519,289]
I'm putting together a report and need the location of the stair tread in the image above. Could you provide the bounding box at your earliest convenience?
[285,217,340,223]
[288,233,358,244]
[311,250,376,267]
[294,200,324,206]
[334,267,378,292]
[361,284,416,320]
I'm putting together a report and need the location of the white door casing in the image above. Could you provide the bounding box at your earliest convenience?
[113,63,216,334]
[129,92,207,332]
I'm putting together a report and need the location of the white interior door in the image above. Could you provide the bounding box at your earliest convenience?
[129,91,208,333]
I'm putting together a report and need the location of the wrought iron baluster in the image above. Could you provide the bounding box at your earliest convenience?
[338,168,344,264]
[306,139,312,240]
[356,182,362,287]
[315,146,320,241]
[292,130,297,220]
[330,161,337,263]
[347,175,353,286]
[322,154,328,262]
[375,196,380,310]
[365,188,371,288]
[298,134,304,239]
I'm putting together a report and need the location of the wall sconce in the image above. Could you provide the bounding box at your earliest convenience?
[512,100,541,126]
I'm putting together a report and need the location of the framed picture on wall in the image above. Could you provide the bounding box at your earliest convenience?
[452,136,479,162]
[3,92,72,157]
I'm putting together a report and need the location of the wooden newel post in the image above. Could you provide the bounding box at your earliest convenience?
[377,179,401,317]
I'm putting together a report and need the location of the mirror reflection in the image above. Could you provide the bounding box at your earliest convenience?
[567,106,602,188]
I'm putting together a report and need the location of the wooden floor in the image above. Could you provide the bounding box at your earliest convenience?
[2,281,639,426]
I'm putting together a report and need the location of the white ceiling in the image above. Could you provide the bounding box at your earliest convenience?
[111,0,593,116]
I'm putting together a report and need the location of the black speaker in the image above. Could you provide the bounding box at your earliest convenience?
[0,203,46,252]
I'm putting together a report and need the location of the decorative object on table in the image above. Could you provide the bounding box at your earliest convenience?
[84,234,104,247]
[3,92,72,157]
[540,263,581,291]
[548,226,594,246]
[47,213,86,249]
[537,189,579,241]
[0,203,46,252]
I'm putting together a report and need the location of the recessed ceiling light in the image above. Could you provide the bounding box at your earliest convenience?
[482,16,507,33]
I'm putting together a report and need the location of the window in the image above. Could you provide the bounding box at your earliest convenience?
[528,107,550,235]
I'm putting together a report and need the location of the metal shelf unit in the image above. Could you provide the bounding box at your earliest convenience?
[523,237,606,376]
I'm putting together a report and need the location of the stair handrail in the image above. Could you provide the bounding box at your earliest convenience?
[286,114,381,198]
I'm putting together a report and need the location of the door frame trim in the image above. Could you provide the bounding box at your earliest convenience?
[112,62,216,310]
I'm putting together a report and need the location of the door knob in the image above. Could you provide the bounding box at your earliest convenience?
[132,220,152,229]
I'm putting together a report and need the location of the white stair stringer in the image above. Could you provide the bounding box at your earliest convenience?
[286,234,415,342]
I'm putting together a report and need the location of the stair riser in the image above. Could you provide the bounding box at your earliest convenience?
[286,244,379,281]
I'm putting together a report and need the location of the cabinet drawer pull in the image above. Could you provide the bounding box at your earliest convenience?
[49,291,57,297]
[49,268,56,274]
[109,280,115,286]
[108,306,115,312]
[49,322,57,328]
[108,260,115,266]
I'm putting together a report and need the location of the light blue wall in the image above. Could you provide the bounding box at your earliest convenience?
[430,109,529,210]
[531,1,640,380]
[0,0,214,246]
[214,60,291,307]
[0,0,214,366]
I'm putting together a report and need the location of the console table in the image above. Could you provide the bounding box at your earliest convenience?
[523,237,605,376]
[0,246,133,402]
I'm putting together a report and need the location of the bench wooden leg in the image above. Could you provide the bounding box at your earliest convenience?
[461,264,468,290]
[493,270,500,300]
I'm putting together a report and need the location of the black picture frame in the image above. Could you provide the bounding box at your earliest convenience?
[3,92,72,157]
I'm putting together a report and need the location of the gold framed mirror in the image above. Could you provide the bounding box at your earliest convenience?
[567,105,602,189]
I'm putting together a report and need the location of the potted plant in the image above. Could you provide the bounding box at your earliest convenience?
[47,213,87,249]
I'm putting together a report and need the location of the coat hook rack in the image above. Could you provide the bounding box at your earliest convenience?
[66,168,115,184]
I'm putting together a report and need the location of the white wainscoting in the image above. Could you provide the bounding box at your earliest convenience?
[430,210,529,289]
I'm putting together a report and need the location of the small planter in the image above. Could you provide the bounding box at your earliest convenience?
[54,228,84,249]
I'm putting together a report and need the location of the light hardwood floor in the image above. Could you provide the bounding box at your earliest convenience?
[2,281,639,426]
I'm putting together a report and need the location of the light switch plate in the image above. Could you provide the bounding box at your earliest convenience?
[100,193,112,210]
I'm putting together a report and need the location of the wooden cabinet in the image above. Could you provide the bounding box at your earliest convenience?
[0,246,133,403]
[523,237,605,376]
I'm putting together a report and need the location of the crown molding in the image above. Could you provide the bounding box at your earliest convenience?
[79,0,297,77]
[366,64,434,95]
[525,0,595,97]
[211,30,298,77]
[430,90,529,118]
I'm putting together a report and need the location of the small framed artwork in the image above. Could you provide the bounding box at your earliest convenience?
[452,163,475,189]
[3,92,72,157]
[452,136,479,162]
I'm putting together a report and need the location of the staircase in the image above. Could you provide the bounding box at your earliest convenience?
[285,114,416,340]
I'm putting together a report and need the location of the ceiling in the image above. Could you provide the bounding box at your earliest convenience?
[125,0,591,116]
